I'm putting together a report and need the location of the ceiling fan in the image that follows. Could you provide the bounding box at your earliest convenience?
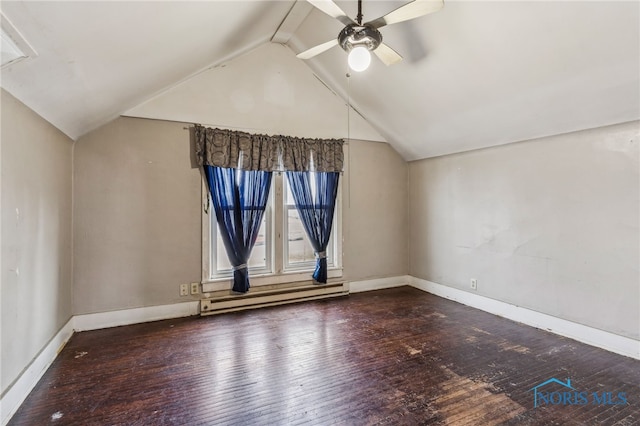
[297,0,444,72]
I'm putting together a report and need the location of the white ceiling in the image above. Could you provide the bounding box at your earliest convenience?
[1,1,638,160]
[124,43,385,142]
[0,1,295,139]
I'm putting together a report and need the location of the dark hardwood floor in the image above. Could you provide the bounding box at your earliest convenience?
[8,287,639,425]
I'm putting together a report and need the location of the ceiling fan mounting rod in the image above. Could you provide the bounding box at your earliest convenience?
[356,0,363,25]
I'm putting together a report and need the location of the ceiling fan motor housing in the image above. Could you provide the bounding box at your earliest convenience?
[338,24,382,52]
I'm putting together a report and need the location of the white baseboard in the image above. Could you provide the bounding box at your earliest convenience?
[409,277,640,360]
[348,275,410,293]
[1,318,75,426]
[74,301,200,331]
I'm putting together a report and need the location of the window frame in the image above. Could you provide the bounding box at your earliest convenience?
[201,172,342,293]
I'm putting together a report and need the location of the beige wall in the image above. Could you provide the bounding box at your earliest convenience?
[73,118,202,314]
[343,140,408,280]
[408,121,640,339]
[1,90,73,393]
[73,118,408,314]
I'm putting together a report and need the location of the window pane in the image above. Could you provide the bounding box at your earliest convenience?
[216,232,232,271]
[249,217,267,268]
[285,173,317,205]
[287,207,315,264]
[215,215,267,272]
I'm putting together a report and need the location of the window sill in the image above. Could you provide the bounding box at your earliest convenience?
[202,268,343,293]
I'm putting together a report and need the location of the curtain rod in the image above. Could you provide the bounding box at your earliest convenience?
[182,122,350,143]
[181,122,280,134]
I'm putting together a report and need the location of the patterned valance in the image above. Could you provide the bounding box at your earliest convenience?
[194,125,344,172]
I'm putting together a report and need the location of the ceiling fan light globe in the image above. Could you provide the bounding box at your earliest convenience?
[348,46,371,72]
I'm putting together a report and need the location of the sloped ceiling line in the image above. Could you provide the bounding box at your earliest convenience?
[271,1,314,44]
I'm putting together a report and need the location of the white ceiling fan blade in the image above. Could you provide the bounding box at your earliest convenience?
[366,0,444,29]
[296,39,339,60]
[307,0,356,27]
[374,43,403,66]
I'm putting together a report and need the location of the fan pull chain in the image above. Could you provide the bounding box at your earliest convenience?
[346,71,352,208]
[347,72,351,144]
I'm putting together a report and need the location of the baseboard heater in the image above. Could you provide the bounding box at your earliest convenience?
[200,282,349,316]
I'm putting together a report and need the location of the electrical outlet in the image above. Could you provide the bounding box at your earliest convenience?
[470,278,477,290]
[190,282,199,295]
[179,284,189,296]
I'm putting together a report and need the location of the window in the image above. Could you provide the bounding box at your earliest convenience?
[211,199,272,275]
[284,175,335,270]
[202,173,342,291]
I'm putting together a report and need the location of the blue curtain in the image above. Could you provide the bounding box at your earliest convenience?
[204,166,272,293]
[286,171,340,283]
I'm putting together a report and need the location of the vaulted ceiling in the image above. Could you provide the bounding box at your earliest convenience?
[1,1,638,160]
